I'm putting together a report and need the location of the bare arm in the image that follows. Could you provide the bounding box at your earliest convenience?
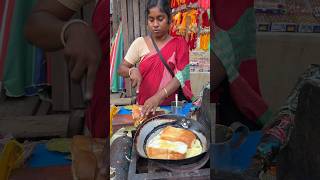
[155,78,180,102]
[24,0,102,100]
[142,77,180,116]
[24,0,75,51]
[118,61,142,91]
[118,61,134,78]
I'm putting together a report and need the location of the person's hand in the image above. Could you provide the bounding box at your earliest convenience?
[129,68,142,93]
[251,133,281,174]
[142,94,162,116]
[256,134,281,160]
[64,22,102,101]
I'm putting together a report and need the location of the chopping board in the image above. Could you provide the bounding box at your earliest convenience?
[10,165,73,180]
[112,114,134,132]
[112,111,166,132]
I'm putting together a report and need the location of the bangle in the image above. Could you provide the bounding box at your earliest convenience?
[60,19,89,47]
[128,67,137,78]
[163,87,168,97]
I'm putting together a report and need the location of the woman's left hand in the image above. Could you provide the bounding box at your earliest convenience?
[142,95,162,116]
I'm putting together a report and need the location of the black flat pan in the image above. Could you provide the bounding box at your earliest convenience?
[134,114,210,165]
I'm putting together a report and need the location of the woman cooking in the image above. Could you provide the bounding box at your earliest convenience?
[118,0,195,116]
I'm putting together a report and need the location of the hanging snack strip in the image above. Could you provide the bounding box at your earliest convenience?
[171,0,198,9]
[170,0,210,50]
[199,9,210,51]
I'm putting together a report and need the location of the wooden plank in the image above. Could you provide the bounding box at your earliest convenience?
[70,80,85,109]
[67,109,85,137]
[11,165,73,180]
[133,0,140,39]
[121,0,129,53]
[127,0,134,44]
[117,0,121,27]
[116,0,121,35]
[35,100,52,115]
[0,114,69,138]
[144,0,148,35]
[121,0,133,97]
[110,97,134,105]
[112,0,117,35]
[0,96,40,117]
[112,114,134,133]
[125,79,132,97]
[139,0,146,36]
[47,51,70,111]
[112,0,120,36]
[110,92,121,99]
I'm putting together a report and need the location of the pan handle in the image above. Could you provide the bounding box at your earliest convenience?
[229,122,249,148]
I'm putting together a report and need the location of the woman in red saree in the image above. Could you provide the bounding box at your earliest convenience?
[118,0,194,116]
[137,37,194,105]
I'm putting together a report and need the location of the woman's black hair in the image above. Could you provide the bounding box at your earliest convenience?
[146,0,171,23]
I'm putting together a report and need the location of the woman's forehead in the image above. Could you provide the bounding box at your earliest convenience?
[148,7,166,16]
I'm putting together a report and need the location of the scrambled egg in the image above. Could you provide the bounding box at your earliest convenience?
[186,139,202,158]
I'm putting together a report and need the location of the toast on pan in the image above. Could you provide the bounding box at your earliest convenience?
[146,126,201,160]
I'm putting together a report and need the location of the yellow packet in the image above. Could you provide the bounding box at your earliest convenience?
[110,105,119,136]
[0,140,24,180]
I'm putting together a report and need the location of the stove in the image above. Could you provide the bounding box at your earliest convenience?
[127,147,210,180]
[127,88,214,180]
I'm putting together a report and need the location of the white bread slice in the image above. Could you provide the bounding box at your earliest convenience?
[70,136,107,180]
[160,126,196,148]
[146,135,188,160]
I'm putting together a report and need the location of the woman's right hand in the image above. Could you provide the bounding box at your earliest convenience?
[64,22,102,101]
[129,68,142,93]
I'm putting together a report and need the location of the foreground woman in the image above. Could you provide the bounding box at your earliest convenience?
[118,0,195,116]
